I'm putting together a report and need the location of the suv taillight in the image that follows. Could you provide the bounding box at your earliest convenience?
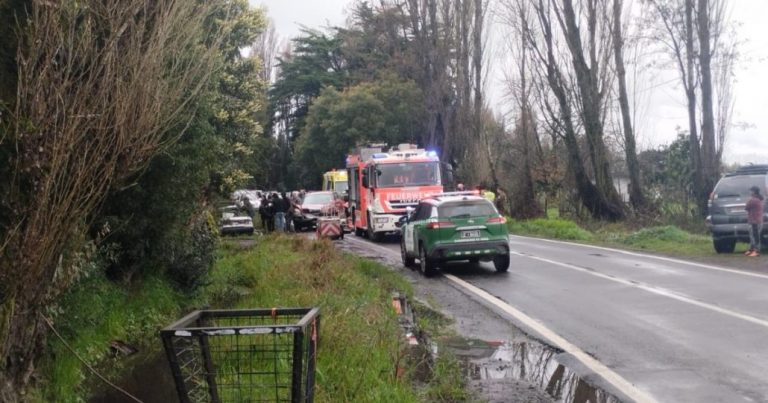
[487,216,507,224]
[426,221,455,230]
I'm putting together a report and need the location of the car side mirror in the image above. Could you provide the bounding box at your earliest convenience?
[395,215,408,228]
[405,207,414,222]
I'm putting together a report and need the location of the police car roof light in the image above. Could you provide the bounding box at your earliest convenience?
[430,191,479,198]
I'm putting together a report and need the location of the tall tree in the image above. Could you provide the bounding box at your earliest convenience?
[696,0,717,211]
[612,0,648,211]
[557,0,626,219]
[0,0,250,397]
[520,0,625,220]
[646,0,734,215]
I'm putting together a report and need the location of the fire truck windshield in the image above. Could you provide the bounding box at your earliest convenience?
[374,162,441,188]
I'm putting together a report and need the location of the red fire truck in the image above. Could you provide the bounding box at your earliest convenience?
[346,144,444,242]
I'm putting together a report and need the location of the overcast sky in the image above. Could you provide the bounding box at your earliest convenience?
[252,0,767,164]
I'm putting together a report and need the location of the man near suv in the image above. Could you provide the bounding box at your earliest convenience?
[745,186,764,257]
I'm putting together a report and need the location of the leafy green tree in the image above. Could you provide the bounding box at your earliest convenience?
[269,30,346,142]
[294,77,426,188]
[97,0,269,285]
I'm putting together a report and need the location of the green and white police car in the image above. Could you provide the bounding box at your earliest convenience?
[397,192,510,276]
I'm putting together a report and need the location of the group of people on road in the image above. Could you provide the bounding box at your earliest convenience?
[745,186,764,257]
[258,191,305,233]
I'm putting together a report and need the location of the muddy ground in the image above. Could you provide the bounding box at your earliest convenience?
[335,236,560,403]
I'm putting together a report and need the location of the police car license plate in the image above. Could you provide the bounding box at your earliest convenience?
[462,230,480,238]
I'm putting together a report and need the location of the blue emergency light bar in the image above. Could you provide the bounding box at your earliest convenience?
[372,153,389,159]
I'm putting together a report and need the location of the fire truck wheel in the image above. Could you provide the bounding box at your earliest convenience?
[367,216,383,242]
[352,211,365,237]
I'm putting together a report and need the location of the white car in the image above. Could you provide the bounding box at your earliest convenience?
[220,215,254,236]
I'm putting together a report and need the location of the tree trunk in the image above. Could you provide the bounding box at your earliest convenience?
[540,5,622,220]
[612,0,647,211]
[559,0,625,220]
[697,0,717,216]
[681,0,704,218]
[0,295,46,402]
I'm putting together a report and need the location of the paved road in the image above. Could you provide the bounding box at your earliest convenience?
[340,234,768,403]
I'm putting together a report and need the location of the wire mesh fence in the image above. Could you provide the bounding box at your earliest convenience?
[161,308,320,403]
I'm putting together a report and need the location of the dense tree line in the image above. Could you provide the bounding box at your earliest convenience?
[269,0,735,223]
[268,0,489,190]
[0,0,271,399]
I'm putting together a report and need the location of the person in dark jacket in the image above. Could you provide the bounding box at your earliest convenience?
[273,193,287,232]
[745,186,764,257]
[282,192,295,232]
[259,196,274,232]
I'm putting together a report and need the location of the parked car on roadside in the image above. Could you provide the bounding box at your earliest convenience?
[293,191,341,231]
[398,192,510,276]
[219,204,240,219]
[219,215,255,236]
[707,164,768,253]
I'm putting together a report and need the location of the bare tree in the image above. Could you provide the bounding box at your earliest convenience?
[612,0,648,210]
[646,0,734,215]
[253,18,280,84]
[513,0,624,220]
[0,0,234,397]
[697,0,717,201]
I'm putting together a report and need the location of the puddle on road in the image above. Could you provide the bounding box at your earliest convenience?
[443,336,623,403]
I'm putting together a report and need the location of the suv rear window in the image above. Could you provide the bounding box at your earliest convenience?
[714,176,764,198]
[438,201,497,218]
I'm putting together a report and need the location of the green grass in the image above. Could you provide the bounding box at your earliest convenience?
[35,235,467,402]
[508,217,715,258]
[609,226,712,256]
[211,236,466,402]
[508,218,594,241]
[37,273,187,401]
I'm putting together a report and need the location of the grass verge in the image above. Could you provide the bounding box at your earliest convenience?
[508,218,715,258]
[34,235,466,402]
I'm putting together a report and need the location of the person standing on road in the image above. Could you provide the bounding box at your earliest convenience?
[282,192,295,233]
[273,193,287,232]
[745,186,764,257]
[259,196,274,232]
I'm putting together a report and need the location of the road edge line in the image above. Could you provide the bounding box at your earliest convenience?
[443,273,657,403]
[509,235,768,280]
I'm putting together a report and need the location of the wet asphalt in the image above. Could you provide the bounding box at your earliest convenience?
[338,234,768,403]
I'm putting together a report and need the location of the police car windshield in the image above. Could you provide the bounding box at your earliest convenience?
[375,162,441,188]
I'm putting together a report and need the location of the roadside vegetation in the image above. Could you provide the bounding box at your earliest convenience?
[507,211,719,258]
[33,236,467,402]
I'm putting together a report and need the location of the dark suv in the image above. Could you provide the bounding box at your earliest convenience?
[707,165,768,253]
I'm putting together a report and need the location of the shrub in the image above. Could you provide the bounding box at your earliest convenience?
[166,209,219,290]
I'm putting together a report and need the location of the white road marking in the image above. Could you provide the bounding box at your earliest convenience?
[509,235,768,280]
[511,251,768,330]
[443,273,657,403]
[343,236,657,402]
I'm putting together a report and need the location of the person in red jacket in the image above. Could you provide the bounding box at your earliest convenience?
[745,186,764,257]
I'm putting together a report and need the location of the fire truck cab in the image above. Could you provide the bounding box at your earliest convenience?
[346,144,444,242]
